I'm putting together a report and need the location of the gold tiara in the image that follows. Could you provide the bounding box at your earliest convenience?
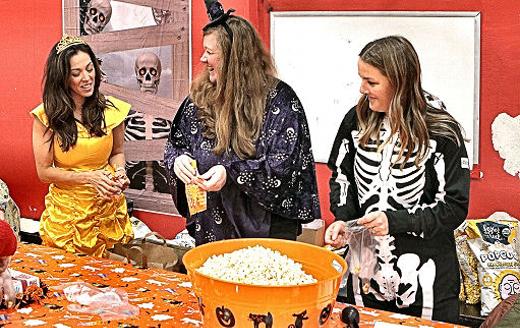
[56,35,86,54]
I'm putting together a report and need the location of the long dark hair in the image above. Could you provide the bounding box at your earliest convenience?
[191,16,277,159]
[42,40,110,151]
[356,35,463,167]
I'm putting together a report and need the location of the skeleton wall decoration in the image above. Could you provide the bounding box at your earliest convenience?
[83,0,112,35]
[124,112,171,193]
[134,52,162,95]
[126,52,170,193]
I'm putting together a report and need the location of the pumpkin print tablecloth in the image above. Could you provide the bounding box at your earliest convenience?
[0,243,464,327]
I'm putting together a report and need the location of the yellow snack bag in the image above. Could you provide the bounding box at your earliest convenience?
[454,222,481,304]
[466,216,520,316]
[185,160,207,215]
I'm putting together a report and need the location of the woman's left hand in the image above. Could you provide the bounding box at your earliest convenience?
[197,165,227,192]
[113,167,130,192]
[358,211,389,236]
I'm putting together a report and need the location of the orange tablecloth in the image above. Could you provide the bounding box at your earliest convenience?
[0,243,465,327]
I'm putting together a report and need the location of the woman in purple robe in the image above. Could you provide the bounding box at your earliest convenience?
[164,0,320,245]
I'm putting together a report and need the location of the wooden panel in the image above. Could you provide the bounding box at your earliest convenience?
[63,0,80,35]
[172,42,190,99]
[100,83,182,118]
[84,23,188,54]
[125,189,178,214]
[172,11,190,99]
[115,0,189,12]
[125,139,168,161]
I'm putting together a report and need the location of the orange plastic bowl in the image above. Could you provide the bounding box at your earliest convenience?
[183,238,347,327]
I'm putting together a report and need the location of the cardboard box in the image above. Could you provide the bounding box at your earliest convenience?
[297,219,325,246]
[109,238,191,273]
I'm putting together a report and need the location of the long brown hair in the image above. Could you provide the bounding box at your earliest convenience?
[191,16,276,159]
[42,41,110,151]
[356,35,463,167]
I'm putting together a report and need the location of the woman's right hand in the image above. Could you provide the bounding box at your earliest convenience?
[324,221,349,248]
[173,154,197,184]
[83,170,120,199]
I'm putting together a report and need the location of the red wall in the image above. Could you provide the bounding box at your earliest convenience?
[1,1,518,237]
[254,0,520,223]
[0,2,62,219]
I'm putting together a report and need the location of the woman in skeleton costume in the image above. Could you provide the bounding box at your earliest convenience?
[325,36,470,323]
[164,0,320,245]
[32,35,133,257]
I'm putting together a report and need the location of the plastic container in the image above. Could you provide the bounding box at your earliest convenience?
[183,238,347,327]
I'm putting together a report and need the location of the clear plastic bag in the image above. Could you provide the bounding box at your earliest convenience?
[54,282,139,321]
[342,220,377,294]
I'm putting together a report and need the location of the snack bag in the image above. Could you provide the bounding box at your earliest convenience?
[454,221,481,304]
[185,160,207,215]
[466,215,520,316]
[343,220,377,294]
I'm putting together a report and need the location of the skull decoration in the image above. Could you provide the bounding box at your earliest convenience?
[134,52,162,95]
[83,0,113,35]
[151,8,174,25]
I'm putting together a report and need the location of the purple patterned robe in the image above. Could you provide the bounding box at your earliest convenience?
[164,80,321,245]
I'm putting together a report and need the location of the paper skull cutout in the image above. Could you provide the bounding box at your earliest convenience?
[135,52,162,95]
[83,0,112,35]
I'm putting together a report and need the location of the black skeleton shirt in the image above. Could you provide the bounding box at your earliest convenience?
[329,106,470,322]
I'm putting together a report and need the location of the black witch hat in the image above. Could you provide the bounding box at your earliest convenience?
[203,0,235,35]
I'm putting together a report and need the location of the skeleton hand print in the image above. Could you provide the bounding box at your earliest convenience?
[152,8,174,25]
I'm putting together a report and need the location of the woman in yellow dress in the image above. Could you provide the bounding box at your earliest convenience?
[31,35,133,257]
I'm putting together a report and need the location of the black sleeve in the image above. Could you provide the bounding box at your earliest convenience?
[328,107,362,222]
[164,96,190,218]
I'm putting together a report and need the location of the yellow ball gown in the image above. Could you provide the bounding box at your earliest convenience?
[31,97,133,257]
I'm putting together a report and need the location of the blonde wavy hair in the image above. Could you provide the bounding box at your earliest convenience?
[356,35,463,167]
[191,16,277,159]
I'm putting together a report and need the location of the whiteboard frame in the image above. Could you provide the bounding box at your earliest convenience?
[271,11,481,165]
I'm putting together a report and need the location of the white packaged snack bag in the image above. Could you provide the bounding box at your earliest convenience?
[466,213,520,316]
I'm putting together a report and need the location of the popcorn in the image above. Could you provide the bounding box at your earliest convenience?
[197,245,316,286]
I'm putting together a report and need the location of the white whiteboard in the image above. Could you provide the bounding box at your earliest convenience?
[271,12,480,165]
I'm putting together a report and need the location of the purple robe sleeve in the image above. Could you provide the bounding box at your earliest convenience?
[224,81,321,222]
[164,97,191,217]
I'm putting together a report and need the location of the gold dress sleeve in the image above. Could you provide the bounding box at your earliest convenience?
[34,99,133,257]
[31,103,49,127]
[105,96,131,131]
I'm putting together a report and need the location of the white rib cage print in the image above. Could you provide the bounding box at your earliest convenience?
[352,124,437,214]
[124,110,172,170]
